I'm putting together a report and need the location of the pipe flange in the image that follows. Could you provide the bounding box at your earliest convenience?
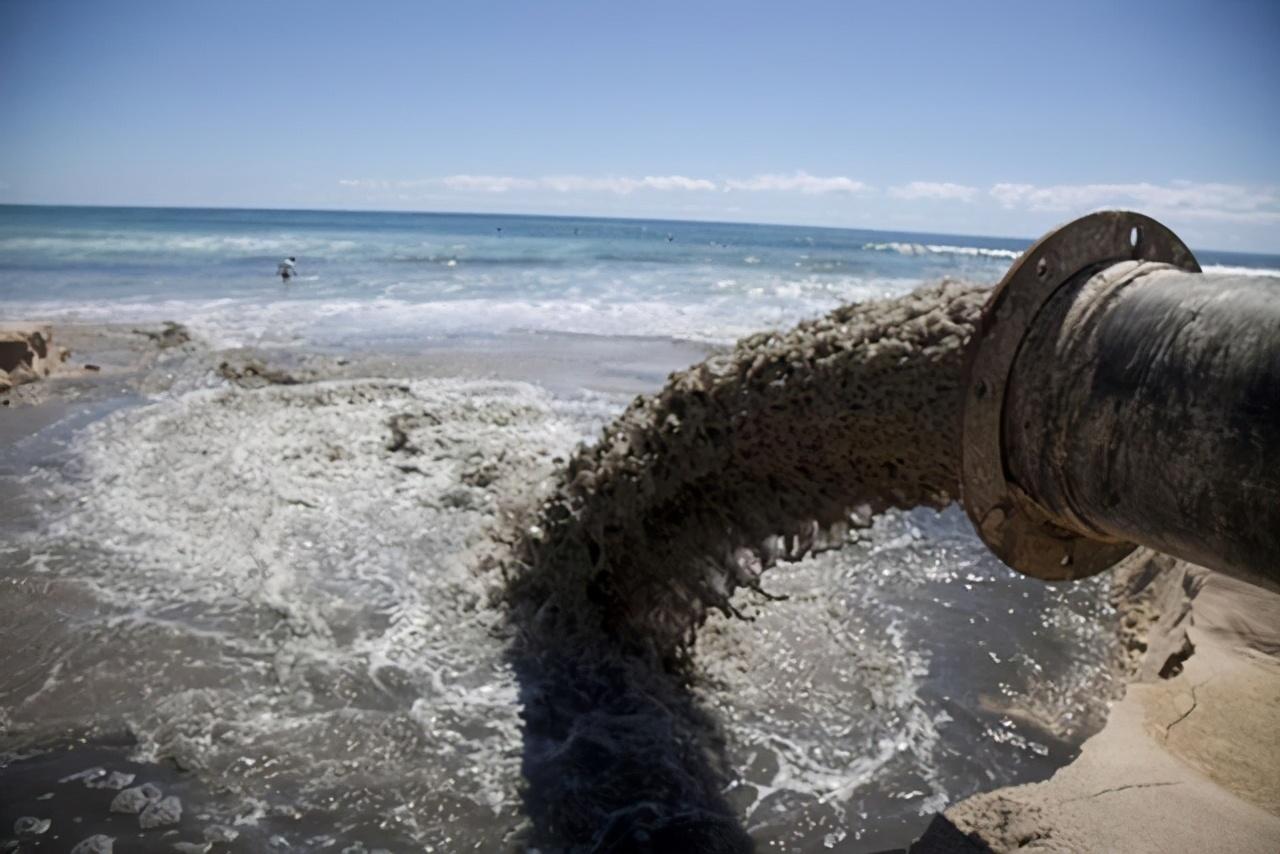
[959,211,1200,580]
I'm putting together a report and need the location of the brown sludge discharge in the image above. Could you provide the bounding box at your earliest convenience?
[489,281,991,851]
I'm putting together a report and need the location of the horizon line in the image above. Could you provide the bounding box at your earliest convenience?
[0,199,1046,248]
[2,200,1277,258]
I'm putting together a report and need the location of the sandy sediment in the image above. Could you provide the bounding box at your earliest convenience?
[490,281,989,849]
[496,279,988,654]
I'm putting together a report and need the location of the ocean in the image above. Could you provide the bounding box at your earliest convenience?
[1,205,1273,852]
[7,205,1274,349]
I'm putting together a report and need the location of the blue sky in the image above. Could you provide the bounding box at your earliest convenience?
[2,0,1278,250]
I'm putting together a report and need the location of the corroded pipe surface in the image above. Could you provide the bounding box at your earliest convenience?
[1005,263,1280,590]
[964,211,1280,591]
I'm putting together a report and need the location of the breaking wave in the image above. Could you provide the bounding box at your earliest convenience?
[1201,263,1280,278]
[1,277,923,350]
[862,242,1023,261]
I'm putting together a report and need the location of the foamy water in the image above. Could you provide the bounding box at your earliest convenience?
[1,363,1117,852]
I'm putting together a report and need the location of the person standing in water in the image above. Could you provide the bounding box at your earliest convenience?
[277,256,297,282]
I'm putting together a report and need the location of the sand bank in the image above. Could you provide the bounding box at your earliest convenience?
[930,557,1280,852]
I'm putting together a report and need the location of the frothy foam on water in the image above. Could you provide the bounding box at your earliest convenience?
[1,273,923,351]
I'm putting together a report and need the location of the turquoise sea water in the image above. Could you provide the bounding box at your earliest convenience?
[7,205,1275,347]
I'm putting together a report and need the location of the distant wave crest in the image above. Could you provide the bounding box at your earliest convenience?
[862,241,1023,261]
[2,276,920,349]
[1201,263,1280,278]
[0,233,359,258]
[863,243,1280,278]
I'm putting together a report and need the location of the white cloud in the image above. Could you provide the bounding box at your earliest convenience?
[341,172,869,196]
[337,175,1279,228]
[723,171,869,194]
[635,175,717,192]
[536,175,716,194]
[435,174,715,194]
[990,180,1280,224]
[441,175,540,193]
[889,181,978,202]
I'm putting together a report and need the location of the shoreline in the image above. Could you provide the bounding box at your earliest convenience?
[0,321,722,452]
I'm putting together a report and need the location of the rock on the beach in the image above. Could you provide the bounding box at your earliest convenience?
[110,782,163,814]
[217,358,304,387]
[0,324,67,390]
[13,816,51,836]
[85,770,136,790]
[139,794,182,828]
[202,824,239,843]
[70,835,114,854]
[134,321,191,349]
[58,766,106,784]
[172,842,212,854]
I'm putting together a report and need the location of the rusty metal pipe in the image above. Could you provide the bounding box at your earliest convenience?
[960,211,1280,591]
